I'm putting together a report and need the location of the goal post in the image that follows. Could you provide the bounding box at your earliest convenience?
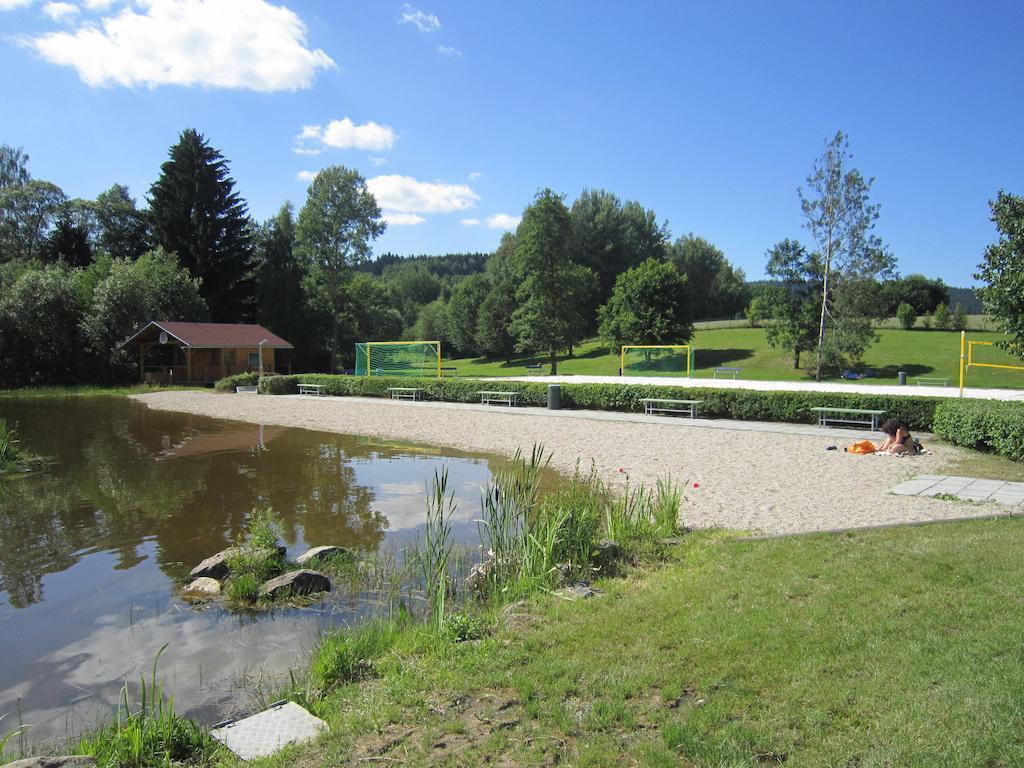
[959,331,1024,396]
[619,345,693,378]
[355,341,441,378]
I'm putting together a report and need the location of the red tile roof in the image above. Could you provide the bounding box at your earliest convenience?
[124,321,293,349]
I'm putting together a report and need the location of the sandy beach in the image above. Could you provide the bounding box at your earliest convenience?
[135,391,1003,535]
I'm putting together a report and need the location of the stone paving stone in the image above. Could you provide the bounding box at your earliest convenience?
[990,493,1024,506]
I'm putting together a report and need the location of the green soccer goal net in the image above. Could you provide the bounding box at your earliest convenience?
[620,345,693,377]
[355,341,441,378]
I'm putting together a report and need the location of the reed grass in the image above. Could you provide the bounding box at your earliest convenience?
[421,468,456,631]
[75,645,216,768]
[0,419,25,473]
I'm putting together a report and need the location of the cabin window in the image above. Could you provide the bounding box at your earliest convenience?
[248,352,260,368]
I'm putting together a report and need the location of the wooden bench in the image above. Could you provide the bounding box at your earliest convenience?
[478,390,519,407]
[916,377,950,387]
[524,364,544,375]
[713,366,741,379]
[640,398,703,418]
[298,383,325,396]
[810,406,885,430]
[388,387,422,401]
[234,385,258,394]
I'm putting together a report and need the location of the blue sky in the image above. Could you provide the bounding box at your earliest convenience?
[1,1,1021,286]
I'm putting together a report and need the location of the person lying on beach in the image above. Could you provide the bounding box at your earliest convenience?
[877,419,917,455]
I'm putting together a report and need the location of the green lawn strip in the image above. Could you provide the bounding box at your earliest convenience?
[442,328,1023,389]
[250,520,1024,767]
[0,384,200,399]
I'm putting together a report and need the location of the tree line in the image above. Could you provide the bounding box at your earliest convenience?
[1,128,1013,387]
[0,129,749,384]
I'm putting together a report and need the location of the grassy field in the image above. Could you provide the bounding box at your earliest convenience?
[446,326,1024,389]
[250,516,1024,767]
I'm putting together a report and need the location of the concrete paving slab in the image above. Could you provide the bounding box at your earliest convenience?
[990,494,1024,506]
[211,701,327,760]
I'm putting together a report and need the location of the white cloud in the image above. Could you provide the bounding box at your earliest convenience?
[22,0,335,91]
[437,44,461,57]
[468,171,482,180]
[0,0,33,9]
[368,156,388,166]
[294,118,397,153]
[296,170,317,182]
[399,3,439,33]
[367,174,478,214]
[383,212,426,226]
[460,218,481,227]
[42,1,77,19]
[486,213,520,230]
[83,0,116,7]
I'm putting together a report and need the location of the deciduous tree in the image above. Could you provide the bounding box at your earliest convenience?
[667,234,748,320]
[94,184,150,260]
[799,131,894,378]
[975,191,1024,356]
[597,258,692,351]
[761,239,822,369]
[296,165,385,372]
[511,189,596,374]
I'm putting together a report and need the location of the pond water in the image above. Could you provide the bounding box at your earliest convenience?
[0,397,502,747]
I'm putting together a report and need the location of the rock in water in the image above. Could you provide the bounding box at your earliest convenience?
[189,546,286,580]
[2,758,96,768]
[295,545,350,565]
[259,570,331,599]
[183,577,221,596]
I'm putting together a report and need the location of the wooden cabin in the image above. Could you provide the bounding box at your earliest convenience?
[123,321,293,385]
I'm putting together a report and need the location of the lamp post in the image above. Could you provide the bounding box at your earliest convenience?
[258,338,268,377]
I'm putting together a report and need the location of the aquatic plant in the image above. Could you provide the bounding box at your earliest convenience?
[0,419,25,473]
[422,468,455,631]
[75,645,216,768]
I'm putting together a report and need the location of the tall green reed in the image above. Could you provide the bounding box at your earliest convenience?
[422,468,455,631]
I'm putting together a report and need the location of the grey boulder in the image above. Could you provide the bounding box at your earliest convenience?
[295,545,350,565]
[259,570,331,599]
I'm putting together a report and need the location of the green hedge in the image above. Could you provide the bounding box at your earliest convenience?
[214,372,260,392]
[933,399,1024,461]
[258,374,944,430]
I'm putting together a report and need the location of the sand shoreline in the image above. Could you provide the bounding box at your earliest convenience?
[135,391,1000,535]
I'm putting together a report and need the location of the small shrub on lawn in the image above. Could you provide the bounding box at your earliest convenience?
[442,611,489,642]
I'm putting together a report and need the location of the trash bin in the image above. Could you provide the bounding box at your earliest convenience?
[548,383,561,410]
[898,371,907,386]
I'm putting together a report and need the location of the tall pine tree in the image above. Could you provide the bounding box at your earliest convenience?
[149,129,253,321]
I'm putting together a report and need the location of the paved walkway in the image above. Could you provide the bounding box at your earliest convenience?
[293,395,900,441]
[891,475,1024,505]
[483,374,1024,402]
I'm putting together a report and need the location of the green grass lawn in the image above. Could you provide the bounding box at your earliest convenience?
[252,517,1024,767]
[445,326,1024,389]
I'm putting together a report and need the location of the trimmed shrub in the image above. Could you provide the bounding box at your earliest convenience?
[933,400,1024,461]
[260,374,946,430]
[214,372,260,392]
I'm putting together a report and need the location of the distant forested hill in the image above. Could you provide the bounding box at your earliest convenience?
[359,252,490,278]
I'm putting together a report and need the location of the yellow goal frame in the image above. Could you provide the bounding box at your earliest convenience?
[620,345,692,378]
[959,331,1024,396]
[364,340,441,379]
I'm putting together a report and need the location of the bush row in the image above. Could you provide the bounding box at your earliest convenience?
[213,372,260,392]
[257,374,945,430]
[933,399,1024,461]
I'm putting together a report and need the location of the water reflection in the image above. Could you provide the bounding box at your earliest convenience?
[0,397,502,745]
